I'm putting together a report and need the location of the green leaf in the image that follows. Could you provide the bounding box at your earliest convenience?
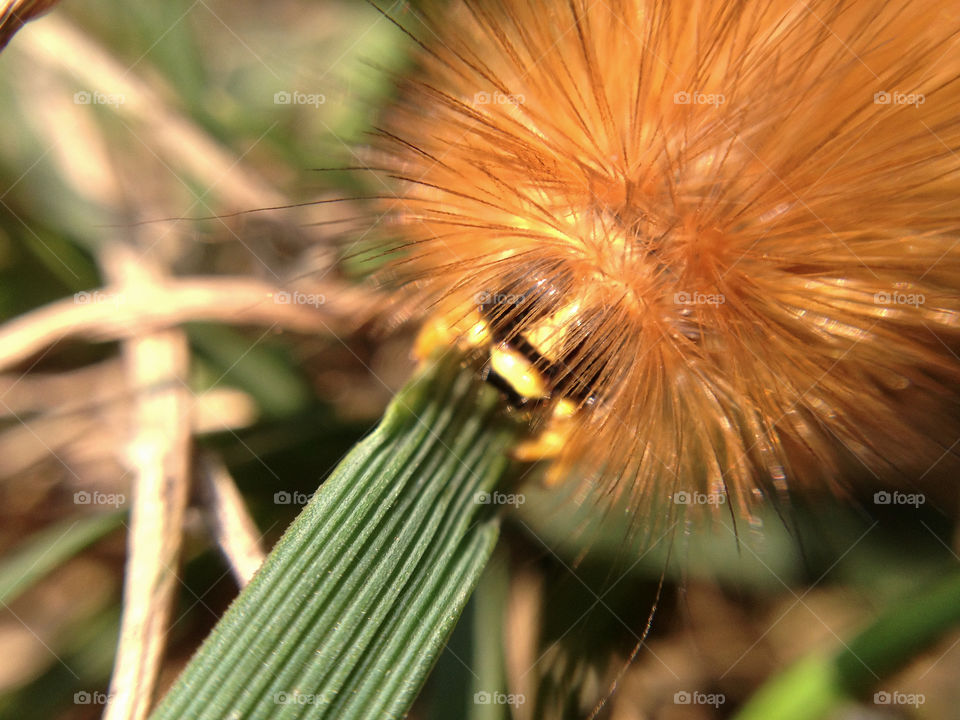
[151,354,518,720]
[188,322,313,419]
[468,550,512,720]
[0,511,124,606]
[734,569,960,720]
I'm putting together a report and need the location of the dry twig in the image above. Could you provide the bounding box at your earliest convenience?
[198,452,266,588]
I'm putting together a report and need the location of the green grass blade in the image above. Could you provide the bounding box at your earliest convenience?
[0,510,124,606]
[734,569,960,720]
[151,355,517,720]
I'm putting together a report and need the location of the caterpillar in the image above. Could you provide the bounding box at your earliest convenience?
[370,0,960,527]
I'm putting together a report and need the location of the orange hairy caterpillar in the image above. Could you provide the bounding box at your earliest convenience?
[370,0,960,525]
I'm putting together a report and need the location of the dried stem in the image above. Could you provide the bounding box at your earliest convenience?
[0,276,373,372]
[103,249,192,720]
[198,452,266,588]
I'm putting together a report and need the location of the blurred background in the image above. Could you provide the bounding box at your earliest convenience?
[0,1,957,719]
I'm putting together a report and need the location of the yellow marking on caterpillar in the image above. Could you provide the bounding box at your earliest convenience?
[414,312,490,362]
[415,306,585,470]
[489,344,548,400]
[512,399,578,473]
[466,319,491,347]
[523,301,582,361]
[553,398,577,418]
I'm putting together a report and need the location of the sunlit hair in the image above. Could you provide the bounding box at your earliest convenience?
[372,0,960,527]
